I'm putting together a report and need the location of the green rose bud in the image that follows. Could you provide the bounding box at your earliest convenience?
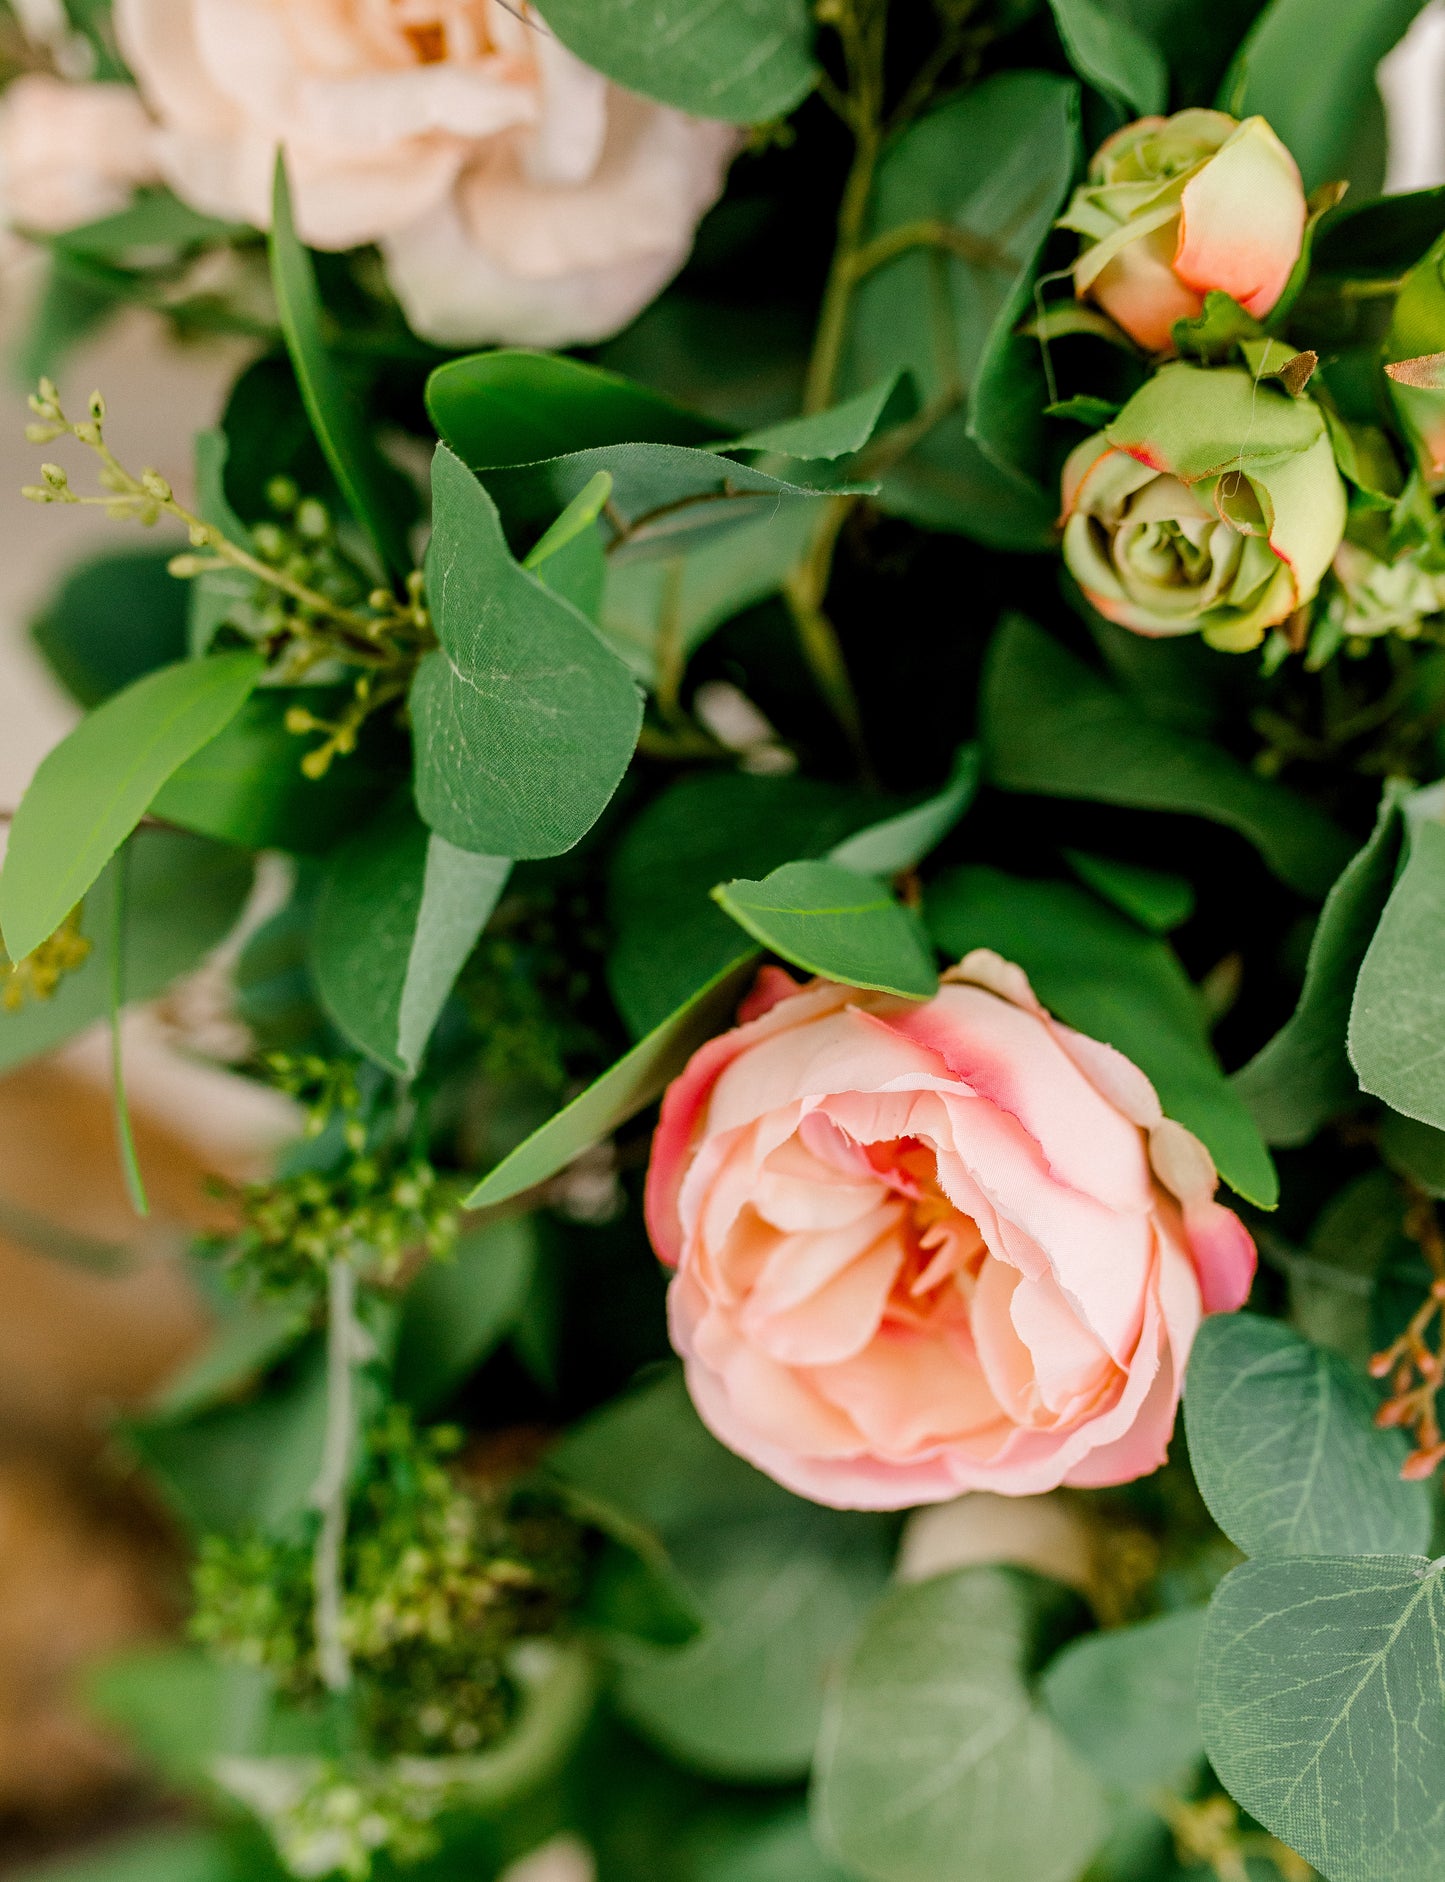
[1328,539,1445,641]
[1061,363,1347,652]
[1058,109,1306,354]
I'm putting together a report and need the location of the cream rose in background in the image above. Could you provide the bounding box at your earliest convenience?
[0,74,159,234]
[645,953,1255,1511]
[112,0,737,347]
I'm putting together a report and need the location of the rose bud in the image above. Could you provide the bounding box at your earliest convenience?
[1059,110,1307,354]
[1061,362,1347,650]
[644,953,1255,1511]
[1327,539,1445,644]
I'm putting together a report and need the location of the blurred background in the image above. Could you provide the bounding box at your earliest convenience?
[0,6,1443,1873]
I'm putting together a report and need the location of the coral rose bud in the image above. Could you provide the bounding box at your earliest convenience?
[1059,109,1307,354]
[1061,362,1347,651]
[644,952,1255,1511]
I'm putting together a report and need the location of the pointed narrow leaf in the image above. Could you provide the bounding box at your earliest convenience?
[828,746,980,877]
[1199,1555,1445,1882]
[410,445,642,859]
[1350,818,1445,1130]
[717,374,913,461]
[983,617,1353,896]
[465,955,759,1209]
[713,861,937,999]
[1184,1313,1430,1558]
[1235,785,1405,1145]
[269,158,410,580]
[0,652,262,963]
[310,794,508,1076]
[1046,0,1168,116]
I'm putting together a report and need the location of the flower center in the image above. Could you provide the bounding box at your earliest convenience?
[385,0,504,63]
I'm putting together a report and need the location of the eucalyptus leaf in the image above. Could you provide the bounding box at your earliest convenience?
[1041,1607,1207,1795]
[465,955,759,1210]
[269,158,410,580]
[410,445,641,859]
[310,793,508,1076]
[1199,1554,1445,1882]
[812,1567,1106,1882]
[927,866,1277,1206]
[1349,818,1445,1130]
[713,860,937,999]
[983,617,1353,897]
[1184,1313,1430,1558]
[534,0,814,122]
[1234,785,1405,1145]
[0,652,262,964]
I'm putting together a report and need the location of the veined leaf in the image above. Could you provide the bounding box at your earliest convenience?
[716,373,915,461]
[812,1567,1106,1882]
[410,445,641,859]
[1042,1607,1207,1795]
[1199,1554,1445,1882]
[1184,1313,1430,1559]
[1350,817,1445,1130]
[713,860,937,999]
[0,652,261,964]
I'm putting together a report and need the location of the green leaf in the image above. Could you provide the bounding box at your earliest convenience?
[607,771,944,1038]
[310,793,508,1077]
[1046,0,1168,116]
[927,866,1277,1206]
[0,653,262,964]
[530,0,814,123]
[1312,185,1445,277]
[982,617,1353,898]
[1223,0,1431,192]
[812,1567,1106,1882]
[0,832,252,1074]
[713,860,937,999]
[465,955,759,1210]
[152,1290,302,1423]
[551,1371,892,1784]
[1381,1109,1445,1197]
[269,157,410,581]
[151,690,394,853]
[1234,785,1404,1146]
[52,187,242,259]
[828,745,980,877]
[1349,817,1445,1131]
[1184,1312,1430,1558]
[1062,852,1195,934]
[1042,1607,1207,1794]
[9,1828,239,1882]
[1198,1554,1445,1882]
[716,373,914,461]
[393,1216,537,1414]
[31,546,189,708]
[410,445,641,860]
[614,1502,894,1782]
[842,73,1081,550]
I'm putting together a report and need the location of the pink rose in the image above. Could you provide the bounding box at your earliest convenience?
[113,0,736,347]
[645,954,1254,1510]
[0,75,159,234]
[1059,110,1306,354]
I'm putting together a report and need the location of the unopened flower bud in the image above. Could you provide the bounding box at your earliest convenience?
[140,468,172,502]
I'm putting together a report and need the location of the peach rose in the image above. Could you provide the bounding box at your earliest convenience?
[113,0,736,347]
[645,953,1254,1510]
[0,75,160,234]
[1059,110,1306,354]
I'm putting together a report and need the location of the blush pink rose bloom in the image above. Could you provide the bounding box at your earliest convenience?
[0,75,159,234]
[112,0,737,347]
[645,953,1255,1510]
[1059,110,1306,354]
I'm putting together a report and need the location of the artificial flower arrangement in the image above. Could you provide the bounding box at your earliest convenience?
[1,1,1444,1879]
